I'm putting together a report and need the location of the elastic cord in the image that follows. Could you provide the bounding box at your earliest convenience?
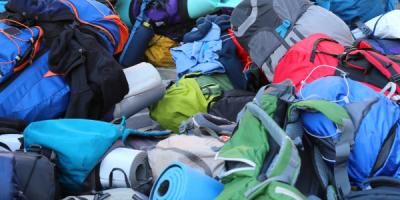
[299,65,350,104]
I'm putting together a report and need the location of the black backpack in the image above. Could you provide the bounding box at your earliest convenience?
[0,152,27,200]
[208,90,255,122]
[13,147,59,200]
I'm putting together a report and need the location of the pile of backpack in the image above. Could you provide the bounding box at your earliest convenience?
[2,0,400,199]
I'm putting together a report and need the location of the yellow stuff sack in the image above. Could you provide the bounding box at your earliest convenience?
[145,34,178,67]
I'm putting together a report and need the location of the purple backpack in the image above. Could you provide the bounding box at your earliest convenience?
[130,0,188,25]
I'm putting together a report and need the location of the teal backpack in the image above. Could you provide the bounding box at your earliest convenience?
[23,118,170,192]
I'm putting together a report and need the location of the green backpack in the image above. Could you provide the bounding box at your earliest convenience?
[150,73,233,133]
[216,81,304,200]
[216,81,354,200]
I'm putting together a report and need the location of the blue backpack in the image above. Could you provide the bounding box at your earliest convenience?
[6,0,128,54]
[24,118,170,192]
[0,52,70,122]
[0,20,42,84]
[315,0,398,27]
[293,76,400,190]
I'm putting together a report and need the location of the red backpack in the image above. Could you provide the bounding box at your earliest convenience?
[273,33,400,94]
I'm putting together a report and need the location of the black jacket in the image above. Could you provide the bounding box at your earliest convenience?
[49,26,128,119]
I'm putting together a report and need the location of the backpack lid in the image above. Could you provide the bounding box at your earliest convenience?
[230,0,310,67]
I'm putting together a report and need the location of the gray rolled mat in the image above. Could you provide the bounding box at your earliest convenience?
[100,148,153,194]
[62,188,149,200]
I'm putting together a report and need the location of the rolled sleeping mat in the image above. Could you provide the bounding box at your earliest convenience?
[0,134,23,152]
[62,188,149,200]
[150,162,224,200]
[100,148,153,194]
[114,62,165,119]
[186,0,242,19]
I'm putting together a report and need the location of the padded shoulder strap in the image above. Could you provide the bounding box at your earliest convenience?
[245,102,301,185]
[233,0,258,37]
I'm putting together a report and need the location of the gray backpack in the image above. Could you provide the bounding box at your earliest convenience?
[230,0,354,81]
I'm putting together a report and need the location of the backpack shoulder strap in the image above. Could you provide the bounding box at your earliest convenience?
[245,102,301,185]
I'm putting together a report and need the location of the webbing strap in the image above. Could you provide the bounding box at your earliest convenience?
[157,147,213,177]
[233,0,258,37]
[334,119,354,198]
[354,19,373,38]
[310,38,339,63]
[272,31,290,50]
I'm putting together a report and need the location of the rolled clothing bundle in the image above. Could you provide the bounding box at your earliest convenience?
[150,162,224,200]
[147,135,225,180]
[100,148,153,194]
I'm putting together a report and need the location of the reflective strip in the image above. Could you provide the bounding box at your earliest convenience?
[234,0,258,37]
[275,187,303,200]
[216,152,257,178]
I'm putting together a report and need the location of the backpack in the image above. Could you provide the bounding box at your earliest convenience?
[0,52,70,122]
[230,0,353,81]
[315,0,398,28]
[215,82,315,200]
[289,76,400,197]
[179,113,236,139]
[6,0,128,54]
[116,0,184,28]
[273,33,400,94]
[23,118,170,192]
[3,147,59,200]
[362,39,400,55]
[208,90,256,122]
[116,0,240,28]
[0,152,27,200]
[0,20,42,84]
[150,73,233,133]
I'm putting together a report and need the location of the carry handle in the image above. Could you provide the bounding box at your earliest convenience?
[310,38,339,63]
[108,168,131,188]
[341,49,400,88]
[340,49,391,76]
